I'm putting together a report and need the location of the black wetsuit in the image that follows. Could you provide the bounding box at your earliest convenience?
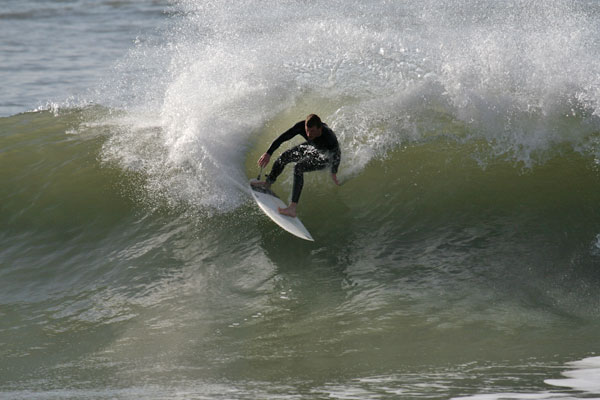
[265,120,341,203]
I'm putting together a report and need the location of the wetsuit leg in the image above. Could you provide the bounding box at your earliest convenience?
[290,155,329,203]
[266,144,307,184]
[267,144,329,203]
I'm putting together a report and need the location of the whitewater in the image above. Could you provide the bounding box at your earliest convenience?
[2,0,600,398]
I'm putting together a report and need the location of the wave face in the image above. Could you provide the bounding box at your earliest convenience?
[2,0,600,398]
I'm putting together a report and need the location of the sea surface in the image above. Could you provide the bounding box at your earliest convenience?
[2,0,600,399]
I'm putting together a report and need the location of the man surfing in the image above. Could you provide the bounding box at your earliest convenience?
[252,114,341,217]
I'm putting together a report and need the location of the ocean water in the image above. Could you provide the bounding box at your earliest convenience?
[2,0,600,399]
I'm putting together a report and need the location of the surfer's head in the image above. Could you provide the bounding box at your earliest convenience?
[305,114,323,139]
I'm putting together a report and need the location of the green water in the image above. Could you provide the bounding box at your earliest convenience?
[2,109,600,398]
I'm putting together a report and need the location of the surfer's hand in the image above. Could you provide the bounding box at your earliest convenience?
[332,173,340,186]
[258,153,271,168]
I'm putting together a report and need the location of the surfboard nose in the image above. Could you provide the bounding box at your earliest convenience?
[250,179,314,241]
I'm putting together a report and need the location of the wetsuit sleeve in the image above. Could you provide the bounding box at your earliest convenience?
[322,125,341,174]
[331,141,341,174]
[266,121,305,155]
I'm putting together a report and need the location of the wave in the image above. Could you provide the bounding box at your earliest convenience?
[3,0,600,331]
[62,0,598,215]
[3,109,600,282]
[4,108,600,331]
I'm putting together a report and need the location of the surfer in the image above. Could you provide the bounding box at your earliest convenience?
[252,114,341,217]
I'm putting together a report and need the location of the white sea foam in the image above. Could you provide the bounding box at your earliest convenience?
[545,356,600,393]
[451,356,600,400]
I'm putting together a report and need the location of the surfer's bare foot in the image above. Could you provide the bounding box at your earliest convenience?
[278,203,297,217]
[251,180,271,189]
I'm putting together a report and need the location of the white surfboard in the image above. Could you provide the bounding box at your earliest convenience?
[249,179,314,241]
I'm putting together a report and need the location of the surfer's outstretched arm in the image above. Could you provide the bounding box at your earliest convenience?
[257,122,303,168]
[266,122,304,155]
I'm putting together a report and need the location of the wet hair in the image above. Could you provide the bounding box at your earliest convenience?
[305,114,322,128]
